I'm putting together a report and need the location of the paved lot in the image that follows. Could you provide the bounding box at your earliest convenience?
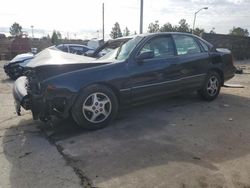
[0,60,250,188]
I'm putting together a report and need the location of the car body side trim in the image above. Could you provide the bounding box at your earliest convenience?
[120,88,131,92]
[119,73,206,92]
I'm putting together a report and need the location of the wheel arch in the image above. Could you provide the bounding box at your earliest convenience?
[73,82,121,108]
[208,68,224,85]
[95,82,122,105]
[70,82,120,129]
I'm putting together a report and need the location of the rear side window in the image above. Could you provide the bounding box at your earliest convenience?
[173,35,201,55]
[139,36,175,59]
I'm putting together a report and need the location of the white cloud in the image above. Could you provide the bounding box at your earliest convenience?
[0,0,249,39]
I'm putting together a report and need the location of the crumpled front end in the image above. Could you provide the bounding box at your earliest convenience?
[13,76,31,115]
[13,74,75,122]
[13,75,45,119]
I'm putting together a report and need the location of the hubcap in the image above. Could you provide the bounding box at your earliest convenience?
[82,92,112,124]
[207,76,219,96]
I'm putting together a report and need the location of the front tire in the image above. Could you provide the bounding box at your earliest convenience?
[71,85,118,130]
[198,71,222,101]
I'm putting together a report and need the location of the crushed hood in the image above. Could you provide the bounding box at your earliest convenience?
[26,48,97,68]
[24,48,111,81]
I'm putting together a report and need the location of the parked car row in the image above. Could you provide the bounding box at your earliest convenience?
[56,44,94,55]
[13,32,236,130]
[4,52,34,79]
[4,40,129,80]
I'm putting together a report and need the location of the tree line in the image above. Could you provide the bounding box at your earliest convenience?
[109,19,249,38]
[7,21,250,42]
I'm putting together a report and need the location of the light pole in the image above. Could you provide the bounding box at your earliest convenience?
[192,7,208,34]
[102,3,105,41]
[140,0,143,34]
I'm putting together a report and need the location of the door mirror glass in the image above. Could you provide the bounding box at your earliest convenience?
[136,51,154,61]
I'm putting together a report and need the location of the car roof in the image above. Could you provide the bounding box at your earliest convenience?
[56,44,93,49]
[127,32,213,48]
[112,32,203,41]
[134,32,196,37]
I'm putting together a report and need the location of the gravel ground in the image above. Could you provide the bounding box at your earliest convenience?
[0,61,82,188]
[0,60,250,188]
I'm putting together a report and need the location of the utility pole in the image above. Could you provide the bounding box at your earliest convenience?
[31,25,34,39]
[140,0,143,34]
[102,3,105,41]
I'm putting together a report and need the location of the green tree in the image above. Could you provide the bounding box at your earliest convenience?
[123,27,130,36]
[110,22,123,39]
[148,20,160,33]
[160,22,175,32]
[57,31,62,39]
[193,28,205,36]
[229,27,249,37]
[9,22,23,37]
[176,19,190,33]
[51,30,59,45]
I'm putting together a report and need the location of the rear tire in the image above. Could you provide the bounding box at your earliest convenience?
[71,85,118,130]
[197,71,221,101]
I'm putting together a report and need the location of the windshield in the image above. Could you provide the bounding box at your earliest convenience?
[99,36,143,61]
[116,36,142,61]
[98,48,119,61]
[97,47,113,57]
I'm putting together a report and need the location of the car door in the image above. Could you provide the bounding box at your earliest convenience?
[129,35,182,101]
[172,34,210,89]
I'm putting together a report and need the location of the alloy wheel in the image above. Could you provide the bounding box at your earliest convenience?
[82,92,112,123]
[206,76,219,96]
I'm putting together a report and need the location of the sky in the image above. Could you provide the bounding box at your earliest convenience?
[0,0,250,40]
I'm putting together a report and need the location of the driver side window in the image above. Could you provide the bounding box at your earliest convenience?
[139,36,175,59]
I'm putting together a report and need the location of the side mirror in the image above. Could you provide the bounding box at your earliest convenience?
[136,51,154,62]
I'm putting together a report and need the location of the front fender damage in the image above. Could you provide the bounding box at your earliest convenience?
[13,76,74,121]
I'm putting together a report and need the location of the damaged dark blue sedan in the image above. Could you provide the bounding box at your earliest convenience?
[13,32,236,130]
